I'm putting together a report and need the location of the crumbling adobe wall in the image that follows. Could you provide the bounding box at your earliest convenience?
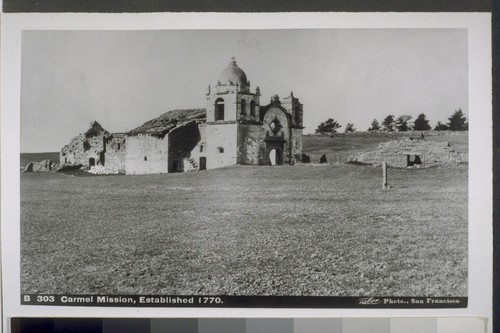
[125,134,169,175]
[60,121,109,166]
[104,134,127,173]
[349,138,462,168]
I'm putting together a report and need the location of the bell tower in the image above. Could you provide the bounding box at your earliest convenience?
[206,57,261,123]
[205,57,261,169]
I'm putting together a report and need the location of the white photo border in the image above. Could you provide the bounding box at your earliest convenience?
[1,11,492,332]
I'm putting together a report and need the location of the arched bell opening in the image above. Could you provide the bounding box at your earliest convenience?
[215,98,225,121]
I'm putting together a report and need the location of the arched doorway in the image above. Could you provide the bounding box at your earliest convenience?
[89,158,95,167]
[267,147,282,165]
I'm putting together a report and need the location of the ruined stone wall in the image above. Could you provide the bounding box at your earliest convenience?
[105,134,127,173]
[124,134,169,174]
[237,124,266,165]
[60,136,84,165]
[60,121,110,167]
[205,123,237,169]
[350,138,462,168]
[60,134,106,166]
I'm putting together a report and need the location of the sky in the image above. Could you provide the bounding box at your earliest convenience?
[21,29,468,152]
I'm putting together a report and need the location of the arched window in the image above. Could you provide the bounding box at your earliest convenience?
[215,98,225,121]
[240,99,246,116]
[250,100,256,117]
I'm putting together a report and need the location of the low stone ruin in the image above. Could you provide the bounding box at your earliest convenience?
[23,160,55,173]
[349,138,462,168]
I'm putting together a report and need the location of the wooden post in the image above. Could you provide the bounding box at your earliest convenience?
[382,162,388,189]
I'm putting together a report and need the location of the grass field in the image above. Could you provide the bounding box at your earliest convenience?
[21,162,467,296]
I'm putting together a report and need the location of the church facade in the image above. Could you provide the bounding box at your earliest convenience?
[60,58,304,175]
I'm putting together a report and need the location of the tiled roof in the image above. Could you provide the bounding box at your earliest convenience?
[128,108,206,137]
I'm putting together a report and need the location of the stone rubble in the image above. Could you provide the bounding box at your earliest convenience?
[349,138,462,168]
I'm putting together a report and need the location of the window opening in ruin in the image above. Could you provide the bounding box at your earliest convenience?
[83,140,91,152]
[240,99,246,116]
[65,157,67,164]
[89,158,95,167]
[215,98,225,121]
[144,156,147,161]
[407,154,422,167]
[117,143,121,150]
[200,145,204,153]
[218,147,224,153]
[99,151,105,166]
[250,100,256,117]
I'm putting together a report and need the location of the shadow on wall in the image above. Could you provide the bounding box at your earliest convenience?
[168,121,201,172]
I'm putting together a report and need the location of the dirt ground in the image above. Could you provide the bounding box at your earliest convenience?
[21,163,467,296]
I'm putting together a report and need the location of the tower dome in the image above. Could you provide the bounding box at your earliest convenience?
[218,57,248,86]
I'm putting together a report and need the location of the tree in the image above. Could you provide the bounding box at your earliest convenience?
[413,113,431,130]
[315,118,342,134]
[395,115,413,132]
[345,123,356,133]
[381,115,396,132]
[434,121,449,131]
[368,119,380,131]
[447,108,468,131]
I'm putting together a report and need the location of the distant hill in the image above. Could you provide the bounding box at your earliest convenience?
[21,152,59,168]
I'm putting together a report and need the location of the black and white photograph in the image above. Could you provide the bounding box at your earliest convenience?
[18,27,471,307]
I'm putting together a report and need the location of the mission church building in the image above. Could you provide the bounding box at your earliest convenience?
[60,58,304,175]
